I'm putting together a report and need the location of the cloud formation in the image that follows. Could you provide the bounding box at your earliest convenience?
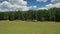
[0,0,60,11]
[38,7,48,10]
[51,0,60,3]
[37,0,47,2]
[38,3,60,10]
[8,0,27,5]
[0,0,30,11]
[46,3,60,8]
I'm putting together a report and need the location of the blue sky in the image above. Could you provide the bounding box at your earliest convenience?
[26,0,51,7]
[0,0,60,11]
[0,0,52,8]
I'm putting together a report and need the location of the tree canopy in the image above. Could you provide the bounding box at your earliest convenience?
[0,8,60,22]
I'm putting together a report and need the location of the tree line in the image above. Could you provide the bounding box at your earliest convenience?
[0,8,60,22]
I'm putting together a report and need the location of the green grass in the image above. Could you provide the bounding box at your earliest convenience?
[0,21,60,34]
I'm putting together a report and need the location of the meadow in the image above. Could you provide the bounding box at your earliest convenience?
[0,20,60,34]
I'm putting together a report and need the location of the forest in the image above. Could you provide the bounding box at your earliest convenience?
[0,8,60,22]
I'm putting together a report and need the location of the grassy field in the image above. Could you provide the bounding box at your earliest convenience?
[0,20,60,34]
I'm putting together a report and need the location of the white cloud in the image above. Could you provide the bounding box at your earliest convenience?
[51,0,60,3]
[0,0,30,11]
[38,3,60,10]
[33,6,37,8]
[37,0,47,2]
[38,7,48,10]
[8,0,27,5]
[30,6,37,8]
[45,3,60,8]
[45,4,56,8]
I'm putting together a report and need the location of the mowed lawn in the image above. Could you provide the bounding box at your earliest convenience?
[0,21,60,34]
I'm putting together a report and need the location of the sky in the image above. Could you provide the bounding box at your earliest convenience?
[0,0,60,11]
